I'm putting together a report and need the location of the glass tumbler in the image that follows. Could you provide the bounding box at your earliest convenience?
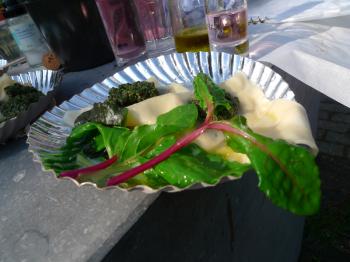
[95,0,146,66]
[6,13,51,67]
[0,20,22,62]
[133,0,174,55]
[205,0,248,55]
[24,0,115,71]
[168,0,210,53]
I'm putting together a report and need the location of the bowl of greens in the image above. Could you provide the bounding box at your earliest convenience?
[27,52,320,215]
[0,69,62,143]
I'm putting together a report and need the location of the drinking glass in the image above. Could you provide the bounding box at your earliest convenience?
[25,0,115,71]
[133,0,174,55]
[0,20,22,62]
[205,0,248,55]
[95,0,146,66]
[168,0,210,53]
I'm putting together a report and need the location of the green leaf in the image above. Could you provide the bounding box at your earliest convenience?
[42,104,199,176]
[156,103,198,134]
[120,125,157,161]
[41,125,100,174]
[80,136,250,189]
[94,125,130,157]
[226,116,320,215]
[193,72,238,120]
[69,122,130,158]
[77,136,179,188]
[152,143,250,188]
[120,103,198,161]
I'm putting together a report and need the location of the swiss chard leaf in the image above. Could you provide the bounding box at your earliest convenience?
[40,126,101,174]
[152,143,250,188]
[193,73,238,120]
[69,122,130,157]
[145,136,250,188]
[225,116,320,215]
[120,103,198,161]
[156,103,198,134]
[42,104,198,176]
[78,136,250,188]
[77,157,169,189]
[120,125,158,161]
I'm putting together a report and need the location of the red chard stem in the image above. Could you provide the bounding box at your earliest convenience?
[106,125,208,186]
[60,155,118,179]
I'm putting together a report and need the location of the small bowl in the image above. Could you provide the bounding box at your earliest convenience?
[0,68,63,143]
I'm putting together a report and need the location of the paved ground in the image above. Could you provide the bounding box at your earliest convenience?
[299,96,350,262]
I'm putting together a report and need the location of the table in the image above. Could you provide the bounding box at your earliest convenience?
[248,1,350,108]
[0,62,321,262]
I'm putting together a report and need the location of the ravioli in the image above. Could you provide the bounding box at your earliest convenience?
[221,72,318,155]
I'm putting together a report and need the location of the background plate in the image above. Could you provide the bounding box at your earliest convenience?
[0,69,62,143]
[27,52,295,193]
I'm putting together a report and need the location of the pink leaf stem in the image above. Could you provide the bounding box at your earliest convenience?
[106,125,209,186]
[60,155,118,179]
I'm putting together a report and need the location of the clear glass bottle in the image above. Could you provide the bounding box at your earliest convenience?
[4,0,50,67]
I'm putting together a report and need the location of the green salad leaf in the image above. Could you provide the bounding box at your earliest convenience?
[151,143,250,188]
[43,104,198,175]
[193,73,238,120]
[40,125,102,174]
[77,135,249,188]
[224,116,321,215]
[119,103,198,161]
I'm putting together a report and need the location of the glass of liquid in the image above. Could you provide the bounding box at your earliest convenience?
[0,20,22,62]
[205,0,248,55]
[95,0,146,66]
[25,0,115,71]
[133,0,174,55]
[168,0,210,53]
